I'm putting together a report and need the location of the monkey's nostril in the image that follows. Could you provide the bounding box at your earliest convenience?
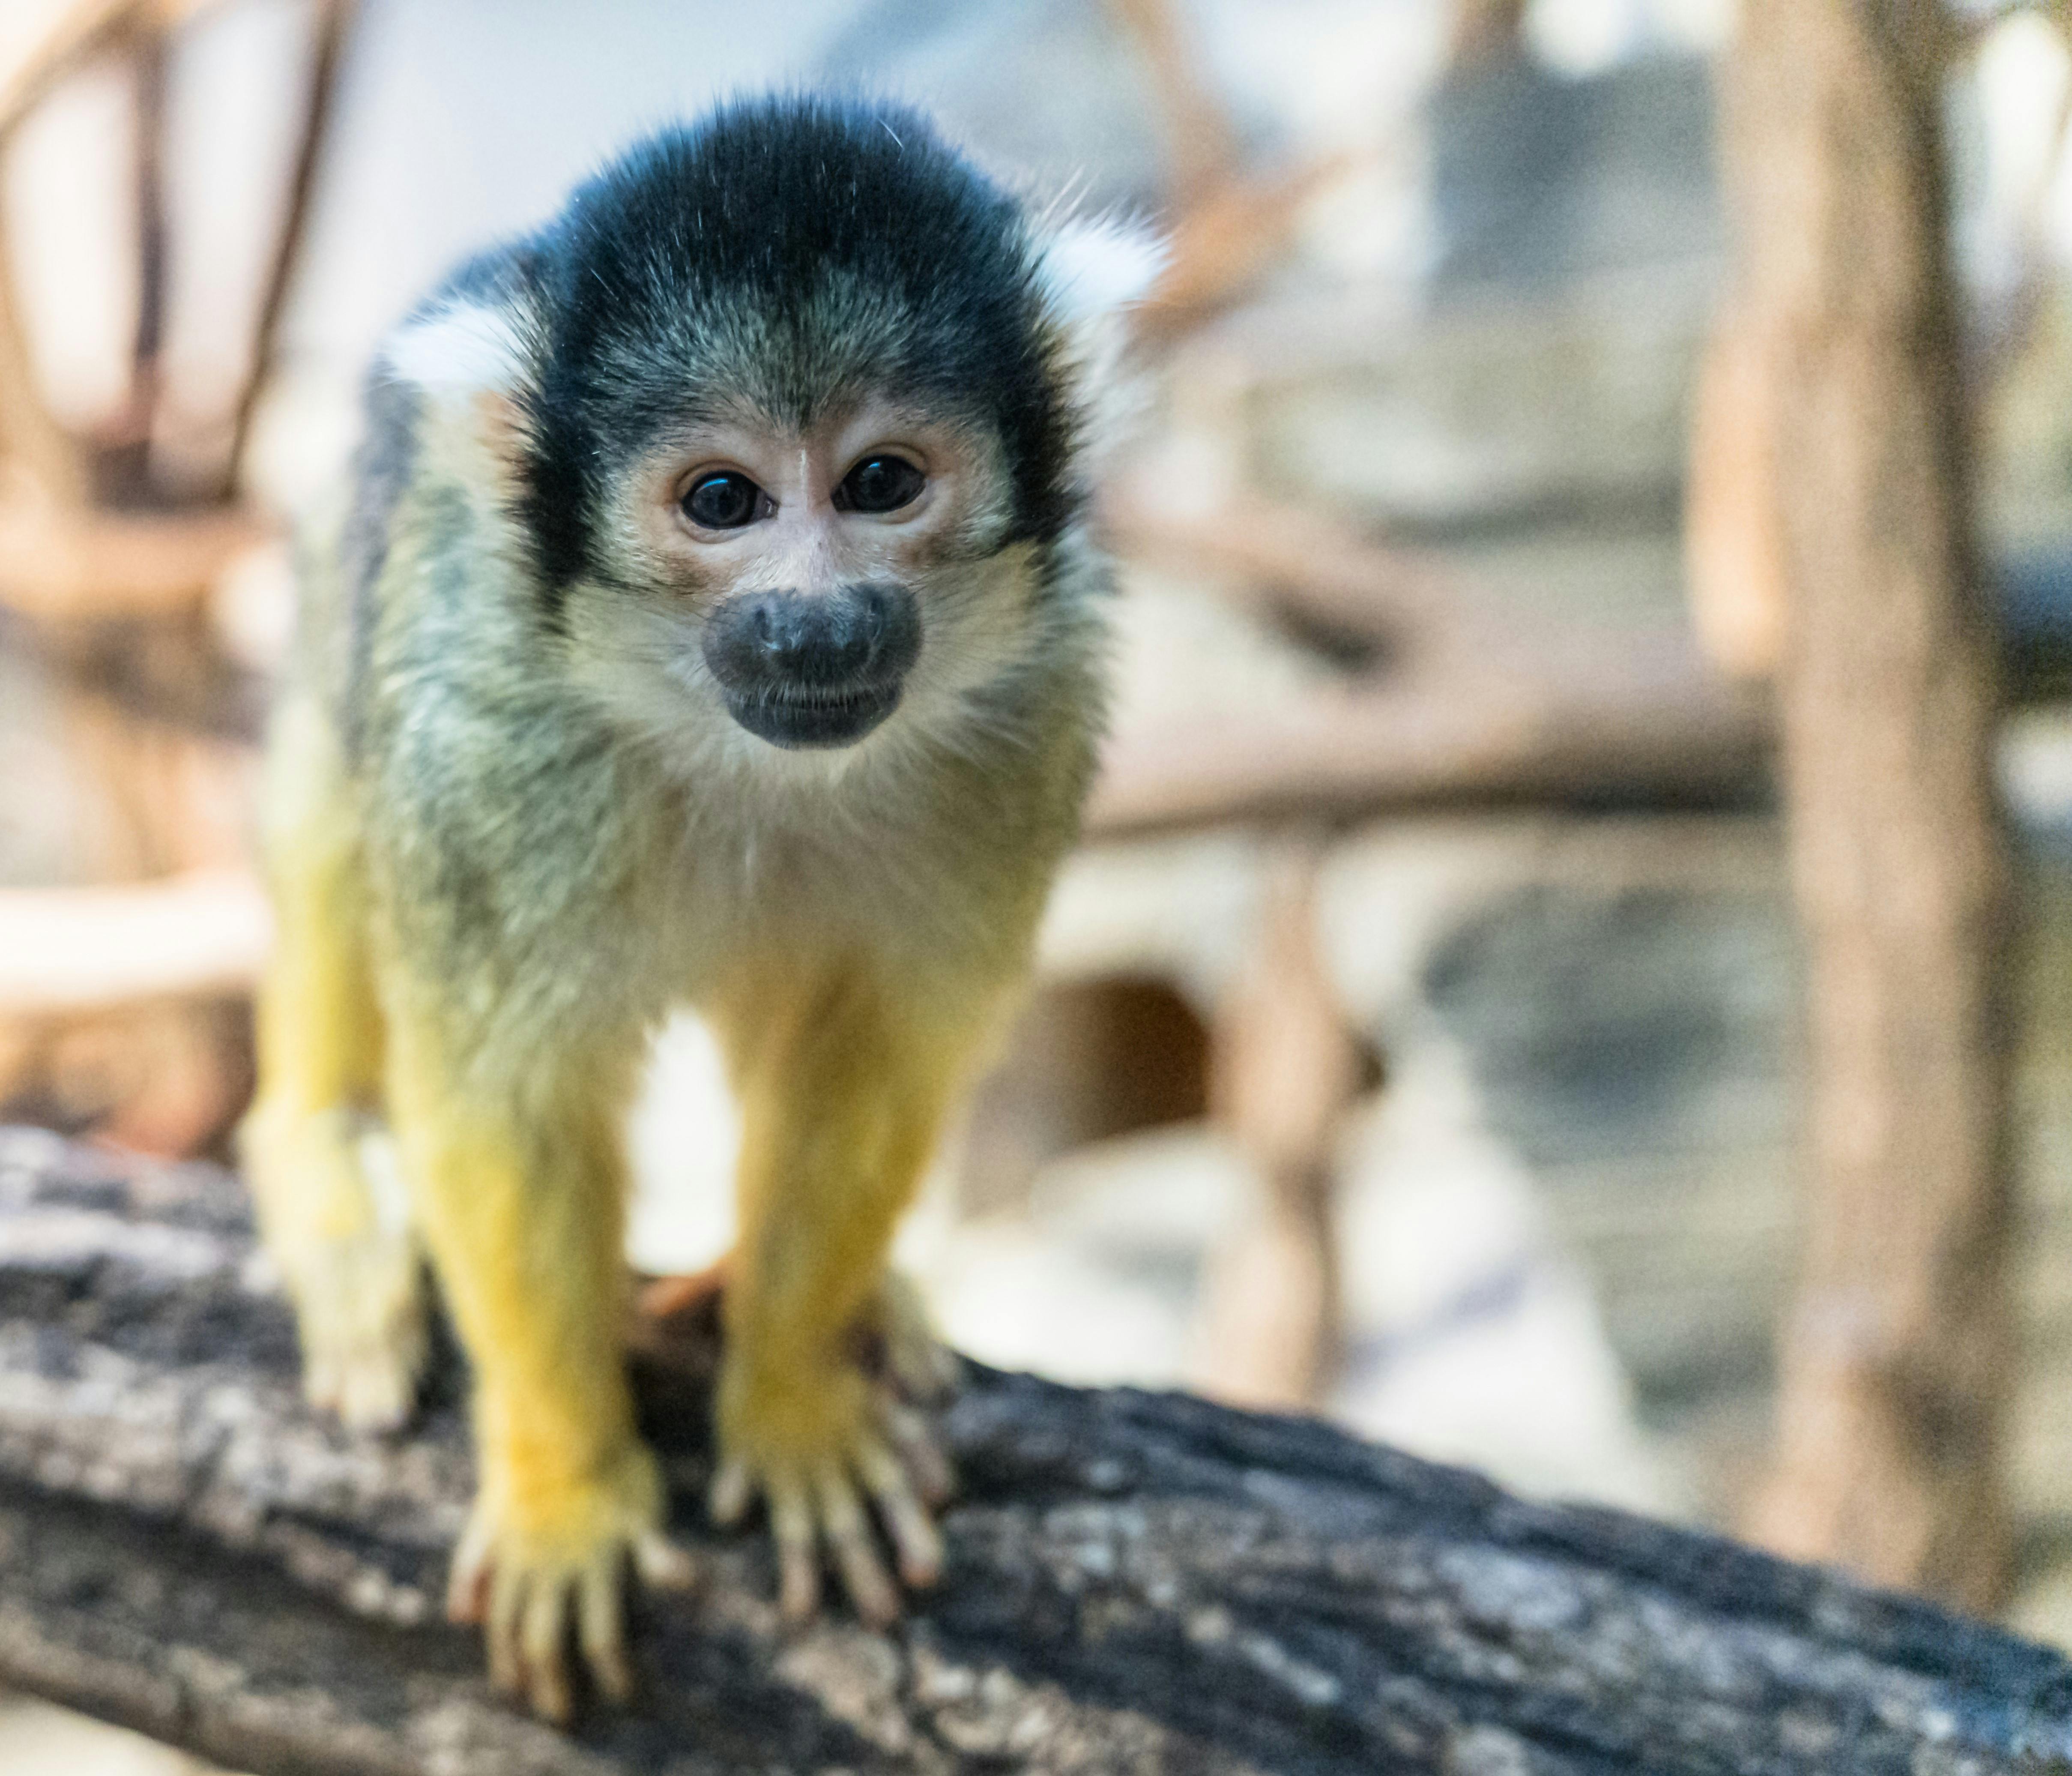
[704,585,920,696]
[849,581,921,680]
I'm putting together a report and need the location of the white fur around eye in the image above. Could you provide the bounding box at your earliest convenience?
[382,300,532,396]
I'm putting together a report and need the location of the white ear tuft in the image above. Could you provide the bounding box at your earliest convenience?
[1034,217,1167,326]
[380,300,532,397]
[1030,216,1165,474]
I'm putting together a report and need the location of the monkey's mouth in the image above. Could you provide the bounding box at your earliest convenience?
[726,679,905,749]
[702,581,922,750]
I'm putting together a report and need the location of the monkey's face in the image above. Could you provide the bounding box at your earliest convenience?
[573,393,1035,764]
[385,100,1159,791]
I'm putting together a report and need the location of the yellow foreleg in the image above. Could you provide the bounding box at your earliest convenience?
[378,990,690,1719]
[709,953,1000,1622]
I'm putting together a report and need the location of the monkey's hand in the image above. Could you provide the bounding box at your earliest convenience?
[858,1267,964,1404]
[709,1300,956,1628]
[447,1436,696,1722]
[247,1109,428,1434]
[285,1223,427,1432]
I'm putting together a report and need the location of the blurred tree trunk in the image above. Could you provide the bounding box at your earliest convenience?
[1731,1,2015,1610]
[1447,0,1525,67]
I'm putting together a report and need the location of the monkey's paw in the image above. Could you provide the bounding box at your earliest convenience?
[286,1228,427,1432]
[447,1439,697,1722]
[711,1357,955,1629]
[857,1269,963,1404]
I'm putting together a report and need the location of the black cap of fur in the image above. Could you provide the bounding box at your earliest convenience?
[511,95,1078,602]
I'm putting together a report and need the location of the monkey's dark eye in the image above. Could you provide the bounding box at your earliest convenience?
[835,455,925,515]
[682,472,767,530]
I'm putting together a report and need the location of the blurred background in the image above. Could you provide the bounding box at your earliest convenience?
[0,0,2062,1765]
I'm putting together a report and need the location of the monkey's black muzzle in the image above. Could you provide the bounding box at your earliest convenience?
[702,581,922,749]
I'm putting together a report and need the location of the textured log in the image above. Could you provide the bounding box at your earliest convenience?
[0,1126,2067,1773]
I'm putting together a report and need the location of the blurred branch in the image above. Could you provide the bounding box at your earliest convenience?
[1104,0,1238,206]
[1094,483,1768,834]
[223,0,356,497]
[0,869,267,1015]
[1103,481,1459,646]
[0,0,220,147]
[1103,0,1348,339]
[1133,153,1350,341]
[0,494,263,620]
[0,213,87,509]
[1084,632,1767,834]
[90,15,171,502]
[0,0,141,145]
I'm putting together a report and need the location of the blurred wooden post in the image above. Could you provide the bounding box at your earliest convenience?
[1448,0,1525,66]
[224,0,355,494]
[1731,0,2015,1609]
[1197,838,1362,1407]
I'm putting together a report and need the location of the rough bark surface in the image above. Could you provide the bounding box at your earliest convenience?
[1729,1,2017,1609]
[0,1128,2069,1774]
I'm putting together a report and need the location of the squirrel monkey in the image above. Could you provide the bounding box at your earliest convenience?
[241,96,1156,1719]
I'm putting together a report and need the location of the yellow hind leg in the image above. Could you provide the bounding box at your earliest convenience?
[242,696,425,1430]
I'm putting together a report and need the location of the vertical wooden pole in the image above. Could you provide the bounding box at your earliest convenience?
[99,18,168,504]
[1447,0,1526,67]
[1733,0,2015,1609]
[0,206,88,508]
[224,0,355,498]
[1196,838,1362,1408]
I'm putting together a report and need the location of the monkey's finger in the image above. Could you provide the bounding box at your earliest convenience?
[633,1530,698,1593]
[814,1465,900,1628]
[880,1399,956,1506]
[856,1435,942,1589]
[770,1474,820,1623]
[338,1345,415,1433]
[884,1337,960,1407]
[447,1517,495,1624]
[578,1558,634,1706]
[709,1458,753,1527]
[487,1566,527,1698]
[522,1570,576,1725]
[874,1274,959,1402]
[918,1342,964,1400]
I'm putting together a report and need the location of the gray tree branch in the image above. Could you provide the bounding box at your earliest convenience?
[0,1124,2065,1775]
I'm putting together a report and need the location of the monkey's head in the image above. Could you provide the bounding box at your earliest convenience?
[382,97,1158,767]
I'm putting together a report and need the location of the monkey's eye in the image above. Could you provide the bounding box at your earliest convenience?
[835,454,925,515]
[681,471,768,530]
